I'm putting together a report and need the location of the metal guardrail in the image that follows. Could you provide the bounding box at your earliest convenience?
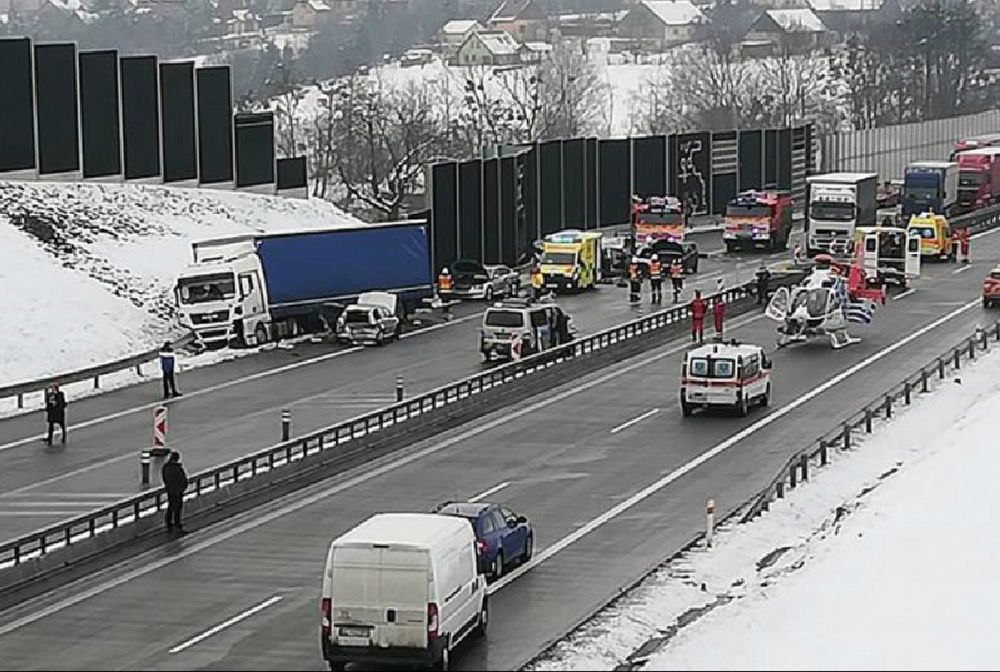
[0,334,193,409]
[0,275,811,574]
[740,320,1000,525]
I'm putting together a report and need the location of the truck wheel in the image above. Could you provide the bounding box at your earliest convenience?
[435,639,451,671]
[254,323,269,346]
[736,394,748,417]
[475,597,489,637]
[328,662,346,672]
[681,400,693,417]
[760,384,771,408]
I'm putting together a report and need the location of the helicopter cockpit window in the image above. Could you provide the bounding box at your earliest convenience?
[806,288,829,317]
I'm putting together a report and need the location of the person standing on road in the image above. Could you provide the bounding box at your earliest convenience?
[648,254,663,304]
[713,296,726,341]
[628,257,642,304]
[792,243,803,266]
[530,265,544,301]
[755,262,772,306]
[159,342,182,399]
[670,259,684,303]
[162,450,189,533]
[960,227,971,264]
[44,383,67,445]
[690,290,705,343]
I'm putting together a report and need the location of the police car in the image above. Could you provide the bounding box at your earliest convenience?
[479,299,574,363]
[680,341,772,417]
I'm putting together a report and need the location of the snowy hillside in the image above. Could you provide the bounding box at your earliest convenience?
[0,181,361,385]
[530,342,1000,671]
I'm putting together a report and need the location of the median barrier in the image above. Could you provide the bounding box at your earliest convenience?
[0,272,805,599]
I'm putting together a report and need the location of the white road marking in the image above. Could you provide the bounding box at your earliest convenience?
[168,595,283,654]
[468,482,511,503]
[953,264,973,274]
[0,311,769,638]
[489,297,981,593]
[0,313,483,454]
[893,288,917,301]
[609,408,660,434]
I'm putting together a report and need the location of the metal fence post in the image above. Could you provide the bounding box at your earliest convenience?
[140,449,150,486]
[776,480,785,499]
[281,408,291,442]
[994,320,1000,340]
[903,381,911,405]
[396,376,404,402]
[938,356,945,379]
[954,348,961,369]
[864,408,873,433]
[789,462,798,489]
[979,325,988,349]
[705,499,715,548]
[843,423,852,449]
[819,439,828,466]
[799,453,809,482]
[921,367,928,393]
[884,394,893,419]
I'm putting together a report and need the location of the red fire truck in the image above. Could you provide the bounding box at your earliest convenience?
[631,195,687,246]
[722,190,794,253]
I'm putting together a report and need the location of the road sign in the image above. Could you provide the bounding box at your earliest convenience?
[151,405,168,457]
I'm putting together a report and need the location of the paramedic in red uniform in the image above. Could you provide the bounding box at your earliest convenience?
[960,227,971,264]
[690,290,705,343]
[713,296,725,341]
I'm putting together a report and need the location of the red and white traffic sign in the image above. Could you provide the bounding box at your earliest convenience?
[152,406,168,456]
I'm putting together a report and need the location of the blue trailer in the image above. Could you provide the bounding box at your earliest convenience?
[175,220,434,347]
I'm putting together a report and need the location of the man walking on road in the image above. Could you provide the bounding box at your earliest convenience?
[162,451,189,533]
[690,290,705,343]
[755,262,772,306]
[44,383,66,445]
[160,342,182,399]
[713,296,726,341]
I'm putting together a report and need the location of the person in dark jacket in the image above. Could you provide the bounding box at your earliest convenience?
[44,383,67,445]
[162,450,189,532]
[755,262,772,306]
[159,342,182,399]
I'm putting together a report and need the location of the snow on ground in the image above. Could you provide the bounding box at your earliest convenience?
[0,181,362,387]
[529,341,1000,671]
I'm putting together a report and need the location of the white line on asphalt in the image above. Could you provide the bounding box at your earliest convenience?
[893,288,917,301]
[609,408,660,434]
[0,311,769,638]
[468,482,511,503]
[0,313,484,454]
[168,595,284,654]
[489,297,981,593]
[953,265,973,274]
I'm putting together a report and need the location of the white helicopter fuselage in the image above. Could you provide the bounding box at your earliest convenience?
[766,268,860,349]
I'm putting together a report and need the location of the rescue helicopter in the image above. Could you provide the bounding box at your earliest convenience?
[764,241,887,349]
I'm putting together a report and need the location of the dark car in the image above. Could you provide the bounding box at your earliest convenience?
[637,240,699,275]
[434,501,534,580]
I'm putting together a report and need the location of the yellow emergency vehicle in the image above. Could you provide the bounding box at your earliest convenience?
[540,230,602,291]
[906,212,955,261]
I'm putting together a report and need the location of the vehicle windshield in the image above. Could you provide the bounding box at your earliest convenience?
[688,357,735,379]
[177,273,236,305]
[911,226,936,239]
[542,251,576,266]
[637,213,683,226]
[960,171,987,187]
[485,310,524,328]
[811,202,855,221]
[790,288,830,317]
[344,309,373,324]
[727,206,770,218]
[991,272,1000,280]
[904,186,939,200]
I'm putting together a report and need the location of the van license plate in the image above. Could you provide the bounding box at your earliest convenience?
[339,626,370,638]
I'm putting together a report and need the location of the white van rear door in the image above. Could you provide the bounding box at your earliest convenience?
[331,545,429,649]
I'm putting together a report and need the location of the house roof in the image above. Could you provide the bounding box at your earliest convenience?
[490,0,539,23]
[641,0,705,27]
[764,8,825,32]
[442,19,481,34]
[470,30,519,55]
[809,0,880,10]
[306,0,330,11]
[520,41,552,52]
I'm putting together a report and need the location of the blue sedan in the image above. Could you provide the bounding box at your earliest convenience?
[435,501,534,580]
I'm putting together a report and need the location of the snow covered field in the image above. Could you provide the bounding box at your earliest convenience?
[0,181,361,386]
[530,340,1000,671]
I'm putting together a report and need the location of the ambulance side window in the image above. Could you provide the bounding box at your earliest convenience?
[742,356,759,379]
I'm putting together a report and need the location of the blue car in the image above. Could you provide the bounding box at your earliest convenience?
[435,502,534,580]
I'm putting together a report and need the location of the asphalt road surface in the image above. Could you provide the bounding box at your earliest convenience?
[0,227,997,670]
[0,232,781,541]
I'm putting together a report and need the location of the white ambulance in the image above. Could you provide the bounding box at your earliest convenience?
[680,341,772,417]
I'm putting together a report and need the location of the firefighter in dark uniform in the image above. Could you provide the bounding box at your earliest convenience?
[628,257,641,304]
[648,254,663,304]
[754,262,772,306]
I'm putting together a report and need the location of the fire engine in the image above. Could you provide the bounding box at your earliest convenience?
[631,195,687,246]
[723,190,794,253]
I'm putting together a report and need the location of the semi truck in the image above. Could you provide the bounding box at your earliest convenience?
[722,190,794,252]
[804,173,878,257]
[901,161,959,221]
[955,147,1000,213]
[174,221,434,348]
[949,133,1000,161]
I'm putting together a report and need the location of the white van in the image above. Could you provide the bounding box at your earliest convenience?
[680,341,772,417]
[320,513,488,671]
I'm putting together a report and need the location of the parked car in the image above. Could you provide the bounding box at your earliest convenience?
[434,501,534,580]
[450,259,521,301]
[334,291,401,346]
[637,239,699,274]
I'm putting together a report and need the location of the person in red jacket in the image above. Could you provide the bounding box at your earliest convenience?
[690,290,705,343]
[713,296,725,341]
[960,227,971,264]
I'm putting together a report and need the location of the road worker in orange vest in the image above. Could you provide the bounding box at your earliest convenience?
[437,267,453,297]
[669,259,684,303]
[530,265,544,300]
[648,254,664,304]
[627,257,641,304]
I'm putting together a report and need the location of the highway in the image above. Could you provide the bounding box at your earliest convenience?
[0,227,996,670]
[0,229,777,541]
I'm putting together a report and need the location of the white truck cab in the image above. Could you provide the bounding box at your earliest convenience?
[680,341,772,417]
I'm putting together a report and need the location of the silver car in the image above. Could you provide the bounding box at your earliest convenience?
[335,292,402,346]
[450,259,521,301]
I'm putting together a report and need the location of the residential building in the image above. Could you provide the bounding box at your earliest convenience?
[519,40,552,62]
[745,7,831,53]
[618,0,707,50]
[489,0,547,42]
[550,9,629,38]
[290,0,330,29]
[808,0,901,36]
[440,18,483,46]
[454,29,521,66]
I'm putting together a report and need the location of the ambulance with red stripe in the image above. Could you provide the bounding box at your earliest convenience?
[680,341,772,418]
